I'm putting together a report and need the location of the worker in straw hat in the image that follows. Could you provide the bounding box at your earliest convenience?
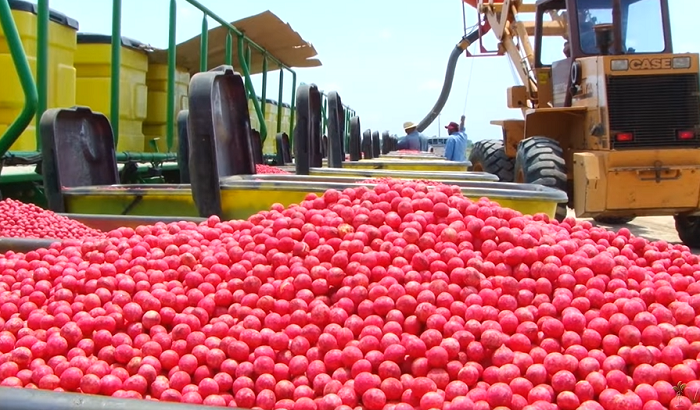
[397,121,428,151]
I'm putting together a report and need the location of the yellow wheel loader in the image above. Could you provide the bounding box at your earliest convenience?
[417,0,700,246]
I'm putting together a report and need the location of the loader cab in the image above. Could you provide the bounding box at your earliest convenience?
[533,0,673,108]
[568,0,673,58]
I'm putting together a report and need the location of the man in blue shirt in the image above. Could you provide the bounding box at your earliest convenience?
[444,115,468,162]
[397,121,428,151]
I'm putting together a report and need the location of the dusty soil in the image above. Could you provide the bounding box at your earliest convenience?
[578,214,699,253]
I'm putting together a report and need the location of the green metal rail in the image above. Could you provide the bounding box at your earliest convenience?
[0,0,38,158]
[319,91,354,139]
[133,0,298,148]
[0,0,358,162]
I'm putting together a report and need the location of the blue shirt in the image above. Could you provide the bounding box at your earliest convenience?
[419,135,429,151]
[397,130,426,151]
[444,125,468,162]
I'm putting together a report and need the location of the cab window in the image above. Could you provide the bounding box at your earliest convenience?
[577,0,665,54]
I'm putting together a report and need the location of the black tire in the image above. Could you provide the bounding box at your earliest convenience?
[593,216,636,225]
[674,215,700,248]
[468,139,514,182]
[514,136,568,221]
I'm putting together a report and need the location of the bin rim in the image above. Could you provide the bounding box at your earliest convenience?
[62,183,192,195]
[219,178,568,203]
[239,174,499,184]
[77,32,147,51]
[308,167,499,181]
[8,0,79,30]
[348,159,472,166]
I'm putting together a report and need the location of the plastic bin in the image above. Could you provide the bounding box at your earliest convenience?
[143,62,190,152]
[307,167,499,181]
[0,0,78,151]
[343,159,472,171]
[39,106,118,212]
[248,97,261,132]
[264,98,278,126]
[187,66,255,217]
[384,152,443,160]
[243,174,499,185]
[281,102,291,136]
[74,33,148,152]
[0,386,248,410]
[263,99,278,155]
[63,184,198,216]
[218,178,567,220]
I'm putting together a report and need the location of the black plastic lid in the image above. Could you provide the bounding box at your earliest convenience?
[308,86,323,168]
[177,110,190,183]
[381,131,391,154]
[265,98,277,105]
[281,103,291,108]
[39,106,119,212]
[251,129,263,165]
[77,32,146,50]
[326,91,344,168]
[293,84,322,175]
[362,130,373,160]
[372,130,381,158]
[348,116,361,161]
[188,65,256,217]
[9,0,79,30]
[275,132,292,165]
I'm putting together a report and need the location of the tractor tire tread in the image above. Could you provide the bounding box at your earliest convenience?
[674,215,700,248]
[468,139,515,182]
[515,136,568,221]
[593,216,636,225]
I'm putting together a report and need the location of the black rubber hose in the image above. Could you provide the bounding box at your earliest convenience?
[416,28,481,133]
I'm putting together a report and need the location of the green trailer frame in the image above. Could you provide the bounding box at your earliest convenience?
[0,0,357,203]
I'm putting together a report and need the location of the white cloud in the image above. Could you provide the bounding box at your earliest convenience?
[379,29,392,40]
[675,43,699,53]
[363,113,380,123]
[320,83,342,94]
[178,5,196,19]
[419,79,443,91]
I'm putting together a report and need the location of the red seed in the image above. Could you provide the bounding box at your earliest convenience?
[0,180,697,409]
[255,164,291,174]
[0,198,102,239]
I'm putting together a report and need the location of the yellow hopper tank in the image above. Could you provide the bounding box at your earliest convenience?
[143,63,190,152]
[74,33,149,152]
[0,0,78,151]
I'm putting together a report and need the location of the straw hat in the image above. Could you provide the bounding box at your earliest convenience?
[403,121,417,130]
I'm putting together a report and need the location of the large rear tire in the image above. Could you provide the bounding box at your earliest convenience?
[468,139,514,182]
[674,215,700,248]
[514,136,568,221]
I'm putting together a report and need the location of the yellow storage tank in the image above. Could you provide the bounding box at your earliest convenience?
[248,97,261,132]
[263,99,278,155]
[74,33,148,152]
[281,102,292,137]
[0,0,78,151]
[143,63,190,152]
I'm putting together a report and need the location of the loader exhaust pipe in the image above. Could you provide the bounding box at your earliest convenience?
[416,27,481,133]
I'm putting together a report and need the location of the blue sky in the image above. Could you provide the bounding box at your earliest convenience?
[49,0,699,141]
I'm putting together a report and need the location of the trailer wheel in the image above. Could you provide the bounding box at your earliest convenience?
[514,136,568,221]
[593,216,636,225]
[468,139,514,181]
[674,215,700,248]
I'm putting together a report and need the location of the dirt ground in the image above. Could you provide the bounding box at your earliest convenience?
[578,213,700,253]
